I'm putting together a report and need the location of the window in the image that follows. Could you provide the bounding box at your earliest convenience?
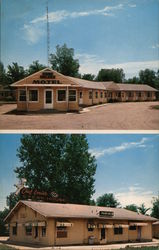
[57,226,67,238]
[42,226,46,237]
[118,92,121,98]
[89,91,92,99]
[12,225,17,235]
[114,227,123,235]
[29,90,38,102]
[25,226,32,236]
[129,226,136,231]
[122,92,125,98]
[88,228,94,232]
[104,92,107,98]
[19,90,26,102]
[69,90,76,101]
[139,92,142,97]
[100,92,103,98]
[95,92,98,99]
[57,90,66,102]
[129,92,133,98]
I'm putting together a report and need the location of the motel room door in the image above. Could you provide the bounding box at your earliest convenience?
[100,228,107,244]
[44,89,53,109]
[79,91,83,105]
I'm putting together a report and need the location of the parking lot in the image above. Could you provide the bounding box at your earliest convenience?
[0,102,159,130]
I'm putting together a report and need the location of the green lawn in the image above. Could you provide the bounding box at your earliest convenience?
[0,244,18,250]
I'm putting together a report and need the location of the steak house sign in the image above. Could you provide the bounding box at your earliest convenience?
[20,187,65,203]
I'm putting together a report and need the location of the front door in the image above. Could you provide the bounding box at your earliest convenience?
[44,89,53,109]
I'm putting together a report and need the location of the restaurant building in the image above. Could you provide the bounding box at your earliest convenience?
[4,200,157,246]
[11,68,158,112]
[153,221,159,238]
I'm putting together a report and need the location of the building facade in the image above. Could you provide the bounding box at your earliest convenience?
[153,221,159,238]
[11,68,158,112]
[5,201,157,246]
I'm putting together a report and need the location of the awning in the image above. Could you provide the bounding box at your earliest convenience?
[25,222,32,227]
[10,222,16,227]
[88,223,96,229]
[38,221,46,227]
[130,223,148,227]
[56,222,73,227]
[98,224,113,229]
[114,224,129,228]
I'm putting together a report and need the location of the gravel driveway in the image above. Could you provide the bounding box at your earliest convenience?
[0,102,159,130]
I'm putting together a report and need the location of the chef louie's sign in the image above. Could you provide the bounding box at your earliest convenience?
[20,187,65,203]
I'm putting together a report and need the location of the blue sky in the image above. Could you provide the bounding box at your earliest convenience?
[0,134,159,211]
[1,0,159,78]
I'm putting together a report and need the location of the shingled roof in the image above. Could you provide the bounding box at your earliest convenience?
[117,83,158,92]
[5,200,157,222]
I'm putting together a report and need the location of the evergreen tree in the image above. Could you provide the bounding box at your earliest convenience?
[151,195,159,219]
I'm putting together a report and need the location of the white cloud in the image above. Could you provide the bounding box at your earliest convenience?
[151,44,159,49]
[89,137,148,159]
[128,4,137,8]
[22,23,44,44]
[115,185,155,208]
[31,4,124,25]
[77,52,159,78]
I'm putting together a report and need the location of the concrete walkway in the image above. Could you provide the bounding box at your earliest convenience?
[0,237,159,250]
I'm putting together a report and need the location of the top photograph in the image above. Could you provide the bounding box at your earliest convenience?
[0,0,159,131]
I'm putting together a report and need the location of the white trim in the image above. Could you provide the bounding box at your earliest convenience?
[28,89,39,103]
[56,89,67,103]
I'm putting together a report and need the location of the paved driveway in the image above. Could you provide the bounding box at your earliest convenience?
[0,102,159,130]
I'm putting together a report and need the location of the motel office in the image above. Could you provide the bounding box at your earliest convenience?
[5,200,157,246]
[12,68,158,112]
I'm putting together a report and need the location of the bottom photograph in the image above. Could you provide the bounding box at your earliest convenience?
[0,134,159,249]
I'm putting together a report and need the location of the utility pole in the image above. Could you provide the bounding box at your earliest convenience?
[46,0,50,67]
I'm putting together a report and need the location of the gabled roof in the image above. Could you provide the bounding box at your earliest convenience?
[11,68,158,92]
[5,200,157,222]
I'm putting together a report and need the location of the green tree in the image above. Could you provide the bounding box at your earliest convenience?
[27,60,46,75]
[82,74,95,81]
[63,135,97,204]
[96,193,120,207]
[138,203,150,215]
[139,69,156,88]
[12,134,96,205]
[50,44,80,77]
[0,62,8,86]
[125,204,138,212]
[6,192,20,210]
[96,68,125,83]
[0,208,9,236]
[7,62,26,84]
[125,76,140,84]
[151,195,159,219]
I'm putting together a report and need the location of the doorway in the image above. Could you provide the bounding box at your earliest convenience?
[44,89,53,109]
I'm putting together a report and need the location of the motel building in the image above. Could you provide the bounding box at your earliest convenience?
[11,68,158,112]
[4,200,157,247]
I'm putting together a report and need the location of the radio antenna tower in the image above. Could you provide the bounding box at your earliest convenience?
[46,0,50,67]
